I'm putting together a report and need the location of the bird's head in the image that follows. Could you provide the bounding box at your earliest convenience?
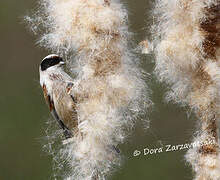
[40,54,65,72]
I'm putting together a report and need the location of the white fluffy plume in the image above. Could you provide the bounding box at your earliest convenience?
[151,0,220,179]
[27,0,151,179]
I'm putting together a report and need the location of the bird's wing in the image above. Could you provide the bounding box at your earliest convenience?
[42,84,73,139]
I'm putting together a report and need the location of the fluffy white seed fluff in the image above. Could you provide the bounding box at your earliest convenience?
[27,0,150,179]
[151,0,220,179]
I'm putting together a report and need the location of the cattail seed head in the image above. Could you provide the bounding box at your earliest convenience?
[27,0,151,179]
[150,0,220,179]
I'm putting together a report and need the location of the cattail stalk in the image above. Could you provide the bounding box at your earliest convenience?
[150,0,220,179]
[27,0,150,179]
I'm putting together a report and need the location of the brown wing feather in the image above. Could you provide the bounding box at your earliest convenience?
[52,82,78,130]
[42,83,73,139]
[42,84,54,111]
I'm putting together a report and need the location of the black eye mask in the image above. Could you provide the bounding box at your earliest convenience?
[41,56,64,71]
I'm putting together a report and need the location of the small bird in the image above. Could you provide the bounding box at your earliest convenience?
[39,54,77,139]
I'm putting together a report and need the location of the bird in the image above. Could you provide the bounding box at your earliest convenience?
[39,54,78,139]
[39,54,120,152]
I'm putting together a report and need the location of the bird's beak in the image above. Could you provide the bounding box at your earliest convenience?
[60,61,65,65]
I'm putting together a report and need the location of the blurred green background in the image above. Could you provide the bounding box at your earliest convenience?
[0,0,195,179]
